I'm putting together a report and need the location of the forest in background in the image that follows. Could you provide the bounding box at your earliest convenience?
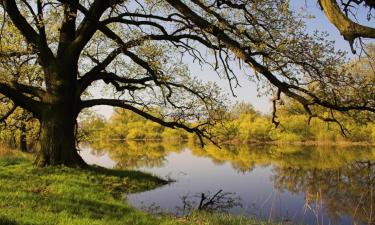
[1,98,374,153]
[82,100,375,146]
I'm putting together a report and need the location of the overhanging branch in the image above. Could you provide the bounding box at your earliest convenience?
[13,82,46,99]
[80,98,214,146]
[319,0,375,50]
[0,81,43,116]
[78,72,153,93]
[166,0,375,115]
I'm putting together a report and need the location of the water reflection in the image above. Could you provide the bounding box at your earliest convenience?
[89,140,184,168]
[273,161,375,225]
[177,190,242,215]
[84,141,375,225]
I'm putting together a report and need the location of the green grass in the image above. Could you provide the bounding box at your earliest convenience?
[181,212,294,225]
[0,150,286,225]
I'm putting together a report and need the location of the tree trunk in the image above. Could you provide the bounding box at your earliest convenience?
[33,58,87,167]
[35,108,86,167]
[19,120,27,152]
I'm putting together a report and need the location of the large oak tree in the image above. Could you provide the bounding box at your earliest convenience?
[0,0,374,167]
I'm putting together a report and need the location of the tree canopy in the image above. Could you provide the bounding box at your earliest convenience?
[0,0,374,166]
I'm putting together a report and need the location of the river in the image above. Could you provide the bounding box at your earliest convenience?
[80,141,375,225]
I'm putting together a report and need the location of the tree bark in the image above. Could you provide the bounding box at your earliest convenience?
[35,107,86,167]
[35,61,86,167]
[19,120,27,152]
[319,0,375,44]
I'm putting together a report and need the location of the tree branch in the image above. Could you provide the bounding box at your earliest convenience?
[57,2,78,57]
[60,0,113,58]
[319,0,375,51]
[166,0,375,115]
[13,82,46,99]
[101,17,169,35]
[0,81,43,116]
[0,51,33,58]
[2,0,54,65]
[78,72,152,93]
[80,98,212,146]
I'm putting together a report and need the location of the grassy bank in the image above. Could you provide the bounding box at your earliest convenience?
[0,150,284,225]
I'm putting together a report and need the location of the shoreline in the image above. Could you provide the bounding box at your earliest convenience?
[219,139,375,147]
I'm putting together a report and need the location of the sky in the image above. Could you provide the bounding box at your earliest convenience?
[95,0,368,118]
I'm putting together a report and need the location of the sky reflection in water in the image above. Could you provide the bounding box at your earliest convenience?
[80,142,375,225]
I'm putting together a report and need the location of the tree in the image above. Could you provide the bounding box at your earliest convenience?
[318,0,375,51]
[0,0,374,167]
[0,23,41,151]
[0,105,38,152]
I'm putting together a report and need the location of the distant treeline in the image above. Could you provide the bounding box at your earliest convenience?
[83,101,375,145]
[1,101,374,150]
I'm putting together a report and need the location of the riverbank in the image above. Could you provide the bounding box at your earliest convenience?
[0,150,283,225]
[218,139,375,146]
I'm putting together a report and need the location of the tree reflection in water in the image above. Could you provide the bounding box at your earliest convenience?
[90,140,375,224]
[273,160,375,225]
[90,140,184,168]
[176,190,242,216]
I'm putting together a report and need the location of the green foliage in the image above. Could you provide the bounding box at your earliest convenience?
[0,107,39,150]
[84,101,375,145]
[183,211,283,225]
[216,101,375,144]
[162,128,189,141]
[84,109,190,142]
[78,111,107,143]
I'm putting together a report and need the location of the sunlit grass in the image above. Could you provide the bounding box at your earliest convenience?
[0,150,171,225]
[179,211,291,225]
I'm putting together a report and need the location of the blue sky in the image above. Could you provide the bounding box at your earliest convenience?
[96,0,367,118]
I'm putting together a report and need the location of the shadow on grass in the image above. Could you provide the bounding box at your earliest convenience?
[0,153,171,224]
[9,193,134,220]
[0,155,31,167]
[87,165,169,185]
[0,217,18,225]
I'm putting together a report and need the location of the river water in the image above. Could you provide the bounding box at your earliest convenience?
[80,142,375,225]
